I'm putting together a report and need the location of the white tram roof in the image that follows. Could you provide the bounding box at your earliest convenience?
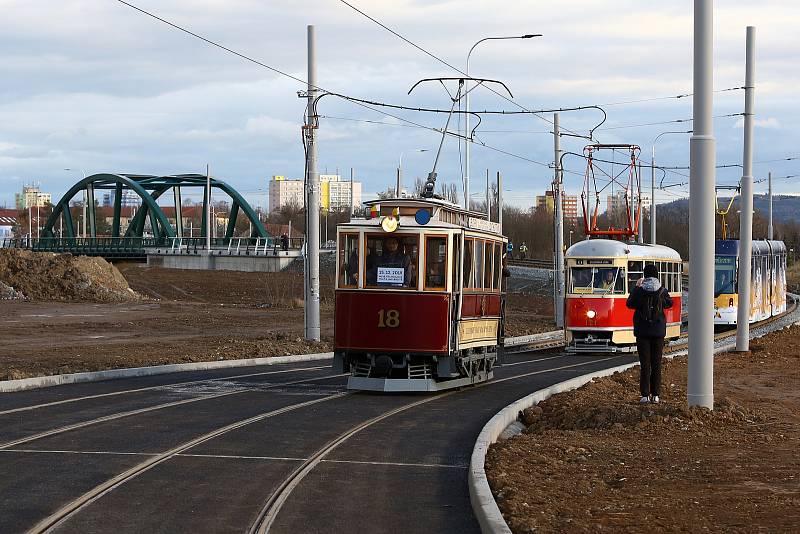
[565,239,682,261]
[338,196,504,236]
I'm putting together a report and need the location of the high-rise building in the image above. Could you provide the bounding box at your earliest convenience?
[102,190,139,208]
[269,174,362,213]
[15,184,51,210]
[606,191,650,216]
[536,190,579,221]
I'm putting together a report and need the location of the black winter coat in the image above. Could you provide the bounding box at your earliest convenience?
[626,284,673,338]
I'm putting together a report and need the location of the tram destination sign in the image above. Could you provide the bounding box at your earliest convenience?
[468,217,501,234]
[377,267,405,285]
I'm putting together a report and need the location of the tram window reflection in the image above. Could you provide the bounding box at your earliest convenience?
[338,233,359,287]
[570,267,625,294]
[365,234,419,289]
[474,240,485,290]
[463,239,474,289]
[424,236,447,290]
[483,241,493,289]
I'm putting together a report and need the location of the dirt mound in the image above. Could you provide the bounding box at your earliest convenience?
[488,328,800,534]
[518,360,765,433]
[0,249,139,302]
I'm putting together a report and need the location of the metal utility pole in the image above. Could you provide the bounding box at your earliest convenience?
[206,164,211,252]
[688,0,716,409]
[304,24,321,341]
[486,169,490,218]
[350,167,354,219]
[736,26,756,352]
[553,112,565,328]
[768,171,773,239]
[497,171,503,233]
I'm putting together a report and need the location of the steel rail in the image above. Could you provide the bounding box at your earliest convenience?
[26,391,350,534]
[1,373,345,451]
[0,365,330,417]
[249,355,620,532]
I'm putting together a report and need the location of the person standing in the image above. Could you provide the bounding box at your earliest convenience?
[626,264,673,404]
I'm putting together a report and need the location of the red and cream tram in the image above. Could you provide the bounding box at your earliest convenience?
[564,239,683,352]
[332,197,507,391]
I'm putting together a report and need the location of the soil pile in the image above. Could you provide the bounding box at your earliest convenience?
[487,325,800,533]
[0,249,138,302]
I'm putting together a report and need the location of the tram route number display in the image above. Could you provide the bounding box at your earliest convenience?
[377,267,405,285]
[377,309,400,328]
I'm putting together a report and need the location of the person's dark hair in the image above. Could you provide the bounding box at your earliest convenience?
[644,264,659,278]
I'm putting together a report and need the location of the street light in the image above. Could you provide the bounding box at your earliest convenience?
[651,130,691,244]
[398,149,428,197]
[64,168,87,238]
[569,230,574,248]
[465,33,541,210]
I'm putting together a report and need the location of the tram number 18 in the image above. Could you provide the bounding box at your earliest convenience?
[377,309,400,328]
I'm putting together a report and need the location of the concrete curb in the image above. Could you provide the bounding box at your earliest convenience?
[468,361,636,534]
[0,330,567,395]
[0,352,333,393]
[467,301,800,534]
[504,329,563,348]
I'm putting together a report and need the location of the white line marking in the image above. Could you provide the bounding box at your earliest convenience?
[322,459,467,469]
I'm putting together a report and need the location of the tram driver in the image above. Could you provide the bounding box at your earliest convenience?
[367,237,413,287]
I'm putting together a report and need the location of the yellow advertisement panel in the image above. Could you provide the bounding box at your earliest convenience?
[458,319,499,348]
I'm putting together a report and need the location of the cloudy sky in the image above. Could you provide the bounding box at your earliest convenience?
[1,0,798,211]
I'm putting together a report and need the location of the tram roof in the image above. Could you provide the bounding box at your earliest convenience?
[565,239,682,261]
[715,239,786,255]
[339,196,504,235]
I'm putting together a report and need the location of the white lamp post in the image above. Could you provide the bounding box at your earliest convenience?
[398,149,428,197]
[465,33,541,209]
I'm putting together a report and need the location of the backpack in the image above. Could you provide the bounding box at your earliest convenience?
[643,288,664,324]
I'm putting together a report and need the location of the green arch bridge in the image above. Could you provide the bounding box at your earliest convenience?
[14,173,271,260]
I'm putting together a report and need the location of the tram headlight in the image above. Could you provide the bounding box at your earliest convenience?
[586,310,596,319]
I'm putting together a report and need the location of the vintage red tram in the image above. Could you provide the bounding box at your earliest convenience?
[564,239,683,352]
[332,197,508,391]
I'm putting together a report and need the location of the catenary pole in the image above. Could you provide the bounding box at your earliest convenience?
[768,171,773,239]
[688,0,716,409]
[206,164,211,252]
[736,26,756,352]
[651,148,656,244]
[553,112,565,328]
[304,24,321,341]
[486,169,490,219]
[497,171,503,233]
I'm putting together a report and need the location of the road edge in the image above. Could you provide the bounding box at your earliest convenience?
[0,352,334,393]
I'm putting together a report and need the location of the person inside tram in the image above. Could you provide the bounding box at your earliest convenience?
[600,269,616,291]
[368,237,412,287]
[715,271,734,297]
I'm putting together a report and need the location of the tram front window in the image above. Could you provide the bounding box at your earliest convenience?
[714,260,736,297]
[365,234,418,289]
[570,266,625,294]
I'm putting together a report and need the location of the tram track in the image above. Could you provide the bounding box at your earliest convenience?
[18,353,617,534]
[0,364,331,417]
[0,373,345,451]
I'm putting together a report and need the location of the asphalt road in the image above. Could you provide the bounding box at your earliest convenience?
[1,351,634,534]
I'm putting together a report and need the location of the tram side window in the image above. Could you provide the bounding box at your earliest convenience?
[338,233,359,287]
[424,236,447,290]
[627,261,643,291]
[463,239,474,289]
[494,242,502,291]
[365,234,419,289]
[483,241,494,290]
[473,240,485,290]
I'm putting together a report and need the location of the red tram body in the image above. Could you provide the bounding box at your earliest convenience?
[333,198,507,391]
[564,240,683,352]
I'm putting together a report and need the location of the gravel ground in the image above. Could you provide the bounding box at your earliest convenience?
[486,319,800,533]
